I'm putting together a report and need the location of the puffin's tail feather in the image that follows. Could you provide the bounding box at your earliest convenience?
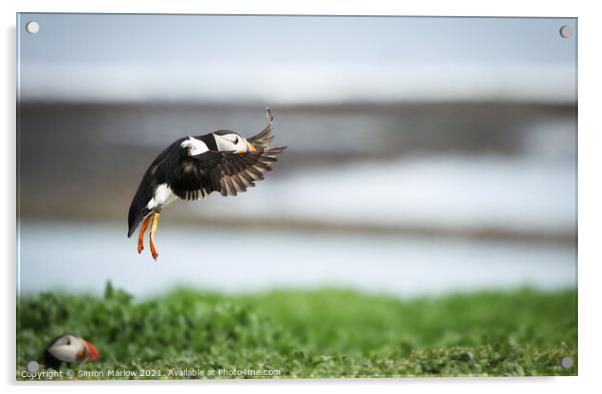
[128,206,151,238]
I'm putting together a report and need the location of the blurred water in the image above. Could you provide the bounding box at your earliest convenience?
[186,155,575,235]
[17,102,576,297]
[18,221,576,298]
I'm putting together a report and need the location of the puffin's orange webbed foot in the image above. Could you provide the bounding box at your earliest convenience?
[149,212,160,261]
[150,240,159,261]
[137,215,152,254]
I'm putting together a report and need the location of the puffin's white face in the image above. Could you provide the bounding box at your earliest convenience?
[47,335,85,363]
[47,335,99,363]
[214,132,256,153]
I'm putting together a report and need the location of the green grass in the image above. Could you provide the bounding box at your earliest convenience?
[17,284,577,379]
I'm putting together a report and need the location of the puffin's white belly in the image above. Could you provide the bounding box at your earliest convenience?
[146,184,179,210]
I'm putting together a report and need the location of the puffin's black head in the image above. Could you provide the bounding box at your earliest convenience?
[212,130,257,153]
[43,334,99,369]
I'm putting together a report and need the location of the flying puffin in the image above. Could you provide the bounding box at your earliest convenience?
[43,334,100,369]
[127,107,285,260]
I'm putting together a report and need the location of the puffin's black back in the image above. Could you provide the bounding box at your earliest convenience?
[127,133,220,237]
[127,137,185,237]
[43,348,63,369]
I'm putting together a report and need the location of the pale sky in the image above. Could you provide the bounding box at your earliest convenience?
[17,14,577,103]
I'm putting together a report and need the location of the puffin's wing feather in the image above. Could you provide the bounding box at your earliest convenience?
[246,107,274,149]
[192,147,285,197]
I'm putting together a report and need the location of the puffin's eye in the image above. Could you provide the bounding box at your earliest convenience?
[233,137,239,144]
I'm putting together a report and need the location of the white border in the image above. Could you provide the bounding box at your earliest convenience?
[3,1,600,393]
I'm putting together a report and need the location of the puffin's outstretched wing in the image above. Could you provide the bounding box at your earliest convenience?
[170,146,286,200]
[247,107,274,149]
[209,146,285,197]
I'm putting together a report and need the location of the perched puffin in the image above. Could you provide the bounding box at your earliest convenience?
[128,107,285,260]
[43,334,100,369]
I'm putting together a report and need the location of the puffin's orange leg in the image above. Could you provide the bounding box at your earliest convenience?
[137,215,152,254]
[149,212,160,261]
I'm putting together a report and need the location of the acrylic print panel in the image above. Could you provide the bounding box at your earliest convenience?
[16,14,577,380]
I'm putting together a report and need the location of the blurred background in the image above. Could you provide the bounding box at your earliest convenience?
[17,14,577,297]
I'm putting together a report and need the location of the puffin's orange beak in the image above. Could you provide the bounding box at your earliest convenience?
[239,140,256,153]
[83,339,100,361]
